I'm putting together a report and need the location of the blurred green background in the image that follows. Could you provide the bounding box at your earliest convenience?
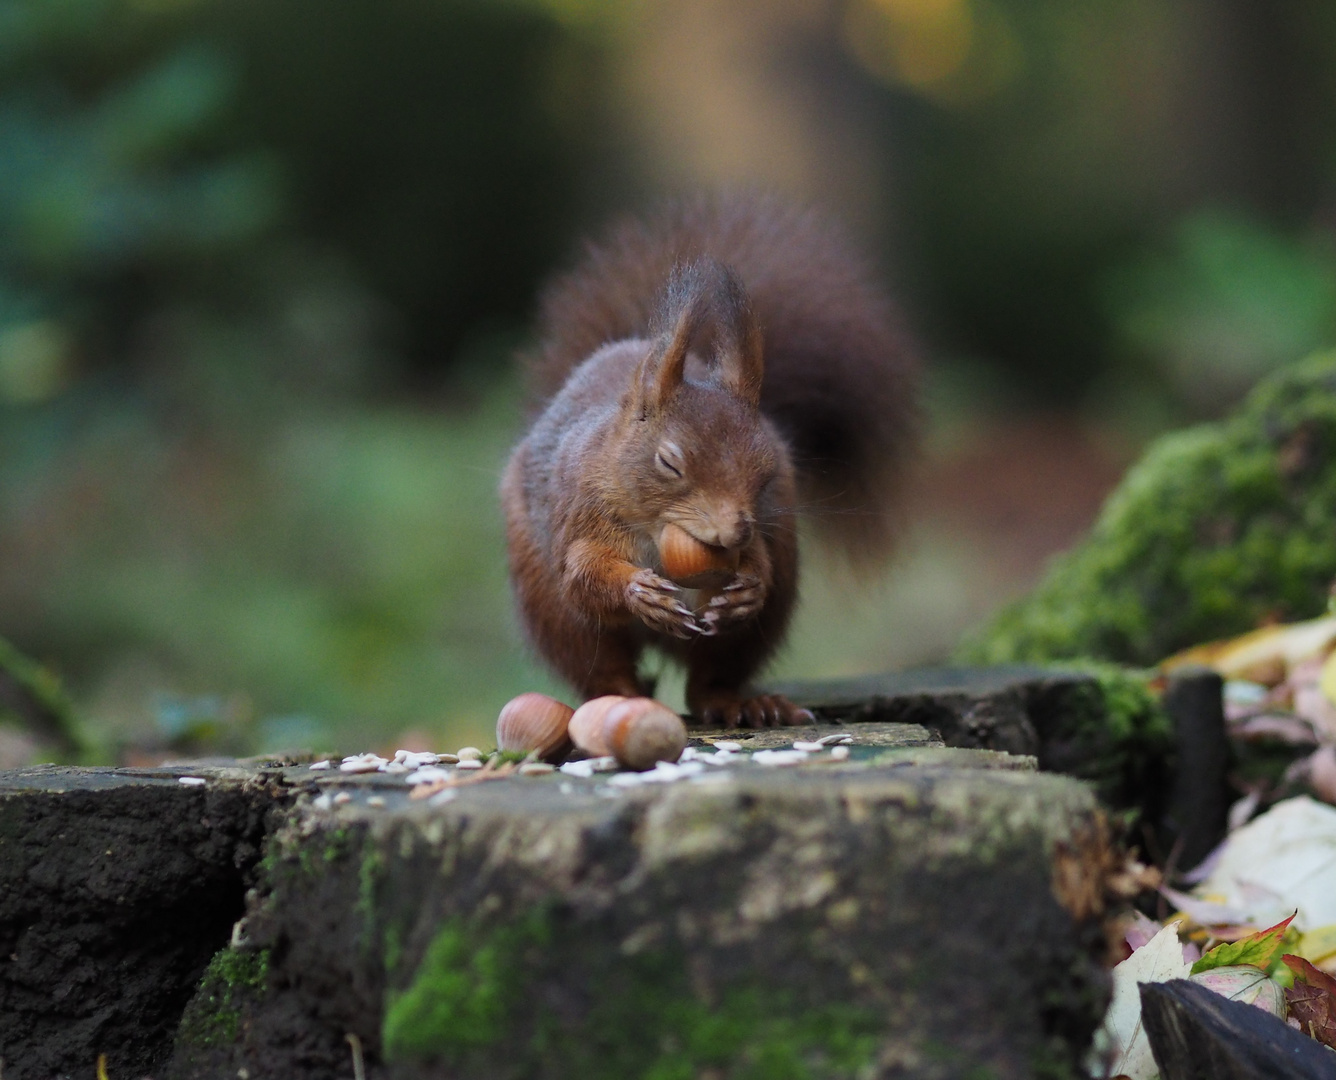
[4,0,1336,761]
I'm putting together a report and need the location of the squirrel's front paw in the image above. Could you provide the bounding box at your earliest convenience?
[626,568,700,639]
[697,572,766,635]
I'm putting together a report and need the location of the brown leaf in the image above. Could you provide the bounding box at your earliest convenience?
[1282,954,1336,1049]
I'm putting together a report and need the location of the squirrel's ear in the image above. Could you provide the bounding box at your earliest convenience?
[635,265,710,418]
[710,266,763,408]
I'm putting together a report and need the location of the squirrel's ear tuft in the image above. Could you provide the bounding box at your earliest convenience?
[709,264,763,407]
[635,263,710,417]
[636,260,762,417]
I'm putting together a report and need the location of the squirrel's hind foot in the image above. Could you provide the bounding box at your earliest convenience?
[691,692,813,729]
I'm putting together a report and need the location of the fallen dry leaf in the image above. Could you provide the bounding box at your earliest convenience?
[1191,913,1295,975]
[1282,954,1336,1050]
[1296,924,1336,968]
[1190,964,1287,1018]
[1163,616,1336,686]
[1094,920,1192,1080]
[1191,796,1336,932]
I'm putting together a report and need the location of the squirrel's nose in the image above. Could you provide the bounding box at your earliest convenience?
[710,511,753,550]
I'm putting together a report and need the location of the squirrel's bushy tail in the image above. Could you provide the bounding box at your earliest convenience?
[526,194,920,562]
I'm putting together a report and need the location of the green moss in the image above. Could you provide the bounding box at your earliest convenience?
[176,947,270,1048]
[384,922,404,977]
[491,748,532,765]
[383,911,549,1056]
[382,912,878,1079]
[960,352,1336,666]
[324,826,352,862]
[356,845,382,928]
[550,968,879,1080]
[1082,663,1166,743]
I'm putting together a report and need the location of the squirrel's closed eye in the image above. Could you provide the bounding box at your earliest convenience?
[655,445,684,478]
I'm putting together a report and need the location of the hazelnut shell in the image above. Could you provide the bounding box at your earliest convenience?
[603,698,688,771]
[567,695,628,758]
[496,693,574,762]
[658,522,737,589]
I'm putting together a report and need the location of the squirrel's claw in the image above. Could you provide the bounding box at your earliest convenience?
[703,572,766,625]
[626,569,702,639]
[690,693,813,728]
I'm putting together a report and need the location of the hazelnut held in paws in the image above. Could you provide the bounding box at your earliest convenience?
[501,196,918,728]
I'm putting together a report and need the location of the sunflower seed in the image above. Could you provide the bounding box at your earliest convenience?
[340,753,388,774]
[702,750,737,766]
[405,765,451,785]
[751,749,808,767]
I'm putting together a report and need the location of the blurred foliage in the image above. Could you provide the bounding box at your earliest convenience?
[0,634,78,754]
[1103,208,1336,417]
[1,362,567,757]
[849,0,1336,408]
[6,0,1336,758]
[0,0,605,391]
[0,0,597,757]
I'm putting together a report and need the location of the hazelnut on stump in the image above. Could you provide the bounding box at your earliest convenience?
[569,696,687,771]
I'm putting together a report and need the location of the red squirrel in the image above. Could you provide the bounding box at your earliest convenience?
[501,196,918,727]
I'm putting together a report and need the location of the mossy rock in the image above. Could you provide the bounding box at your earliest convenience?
[772,664,1173,821]
[961,351,1336,666]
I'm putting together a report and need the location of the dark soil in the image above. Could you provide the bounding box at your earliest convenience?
[0,767,278,1080]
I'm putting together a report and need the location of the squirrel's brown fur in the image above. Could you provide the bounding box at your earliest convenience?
[502,195,918,727]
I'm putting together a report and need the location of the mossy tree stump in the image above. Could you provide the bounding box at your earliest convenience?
[168,744,1112,1080]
